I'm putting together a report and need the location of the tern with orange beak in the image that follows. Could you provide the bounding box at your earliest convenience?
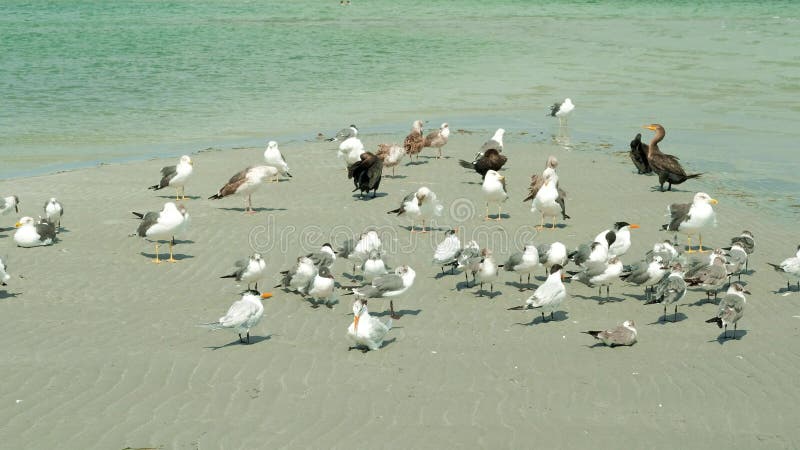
[347,299,392,352]
[662,192,718,253]
[200,290,272,344]
[595,222,640,259]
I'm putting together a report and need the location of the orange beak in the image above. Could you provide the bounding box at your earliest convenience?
[261,292,273,299]
[629,224,640,229]
[353,315,360,333]
[644,125,657,130]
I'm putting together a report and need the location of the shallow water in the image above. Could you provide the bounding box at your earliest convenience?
[2,0,798,215]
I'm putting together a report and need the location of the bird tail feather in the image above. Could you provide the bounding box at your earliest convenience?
[458,160,473,169]
[582,331,602,338]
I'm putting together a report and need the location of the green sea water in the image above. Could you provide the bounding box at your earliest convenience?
[1,1,799,214]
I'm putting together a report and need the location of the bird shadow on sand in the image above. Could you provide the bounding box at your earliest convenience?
[371,308,422,318]
[505,281,537,292]
[649,186,692,193]
[352,192,388,200]
[217,207,288,213]
[433,269,460,280]
[348,337,398,353]
[773,285,800,295]
[572,293,625,304]
[513,311,569,326]
[687,297,718,307]
[383,174,407,180]
[461,181,482,185]
[156,195,202,200]
[585,342,634,349]
[139,252,195,262]
[405,160,429,166]
[0,290,20,300]
[647,312,688,325]
[399,225,449,233]
[205,334,273,350]
[484,214,511,221]
[172,239,195,245]
[711,330,747,345]
[535,223,568,230]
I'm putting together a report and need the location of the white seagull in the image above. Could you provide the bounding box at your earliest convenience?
[209,165,279,214]
[482,170,508,221]
[200,291,273,344]
[433,228,462,274]
[767,245,800,292]
[646,262,687,322]
[132,202,190,263]
[347,299,392,352]
[537,241,568,276]
[338,230,383,272]
[1,195,20,217]
[351,265,415,319]
[530,170,560,229]
[595,221,640,259]
[305,266,336,308]
[14,217,56,248]
[361,250,389,283]
[570,256,624,300]
[276,256,318,295]
[387,186,443,233]
[0,256,10,287]
[509,264,568,322]
[221,253,268,290]
[338,136,365,167]
[473,248,499,297]
[263,140,292,182]
[549,98,575,126]
[504,244,541,287]
[706,283,749,339]
[583,320,638,347]
[43,198,64,231]
[148,155,194,200]
[662,192,718,253]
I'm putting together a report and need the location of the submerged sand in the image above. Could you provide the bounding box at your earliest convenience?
[0,129,798,449]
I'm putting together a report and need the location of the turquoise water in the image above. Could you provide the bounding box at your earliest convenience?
[1,1,799,212]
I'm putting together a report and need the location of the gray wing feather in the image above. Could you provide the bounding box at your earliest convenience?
[371,274,404,292]
[136,211,160,237]
[35,221,56,242]
[667,203,691,231]
[654,275,686,304]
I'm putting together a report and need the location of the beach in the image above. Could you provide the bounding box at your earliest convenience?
[1,129,798,449]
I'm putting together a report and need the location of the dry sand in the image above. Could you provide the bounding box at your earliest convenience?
[1,129,798,449]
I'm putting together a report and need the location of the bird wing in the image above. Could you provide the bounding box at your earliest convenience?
[667,202,692,231]
[219,299,257,327]
[523,174,544,202]
[136,211,161,237]
[434,236,461,264]
[504,252,523,270]
[423,129,440,147]
[159,164,178,187]
[601,326,635,345]
[34,221,56,242]
[655,275,686,303]
[216,168,249,197]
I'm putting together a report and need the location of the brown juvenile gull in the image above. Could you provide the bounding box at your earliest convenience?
[376,143,405,177]
[423,122,450,159]
[403,119,425,162]
[583,320,638,347]
[208,165,278,214]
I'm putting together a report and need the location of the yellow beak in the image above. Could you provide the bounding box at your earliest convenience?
[14,222,22,228]
[643,125,657,130]
[709,198,719,205]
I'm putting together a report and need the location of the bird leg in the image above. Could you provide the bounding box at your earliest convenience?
[478,282,484,296]
[550,311,554,321]
[181,186,187,200]
[697,234,707,253]
[674,305,678,323]
[421,219,427,233]
[662,304,667,322]
[685,235,695,253]
[390,300,401,320]
[438,148,442,159]
[247,332,251,344]
[536,215,545,231]
[167,239,177,263]
[485,204,491,221]
[541,311,547,322]
[495,206,502,221]
[152,243,162,264]
[551,216,557,230]
[238,333,244,343]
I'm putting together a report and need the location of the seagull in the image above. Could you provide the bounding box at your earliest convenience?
[725,243,748,282]
[306,243,336,271]
[621,255,667,300]
[348,151,383,198]
[208,166,278,214]
[523,156,569,221]
[480,128,505,153]
[456,240,482,284]
[423,122,450,159]
[1,256,10,286]
[386,186,443,233]
[504,244,541,287]
[350,265,415,319]
[13,217,56,247]
[706,283,749,339]
[337,230,383,273]
[376,143,405,177]
[263,140,292,182]
[583,320,638,347]
[530,170,561,229]
[549,98,575,126]
[1,195,20,217]
[508,264,567,322]
[645,240,681,265]
[433,228,462,275]
[326,124,358,142]
[220,253,267,290]
[458,149,508,179]
[361,250,389,283]
[767,245,800,292]
[643,124,703,192]
[199,290,273,344]
[132,202,189,263]
[347,299,392,352]
[595,222,640,259]
[148,155,194,200]
[305,266,336,308]
[570,257,624,300]
[338,136,365,168]
[474,248,500,297]
[685,255,728,302]
[43,198,64,231]
[403,119,425,162]
[276,256,318,295]
[569,235,614,268]
[725,230,755,271]
[646,262,687,322]
[662,192,718,253]
[482,170,508,221]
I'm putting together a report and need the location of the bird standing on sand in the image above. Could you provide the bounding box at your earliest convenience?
[200,291,273,344]
[208,166,278,214]
[361,250,389,283]
[706,283,749,339]
[221,253,267,290]
[643,124,703,191]
[1,195,20,217]
[276,256,318,295]
[662,192,718,253]
[337,230,383,272]
[570,256,624,300]
[629,133,651,174]
[504,244,540,287]
[459,149,507,179]
[433,228,462,274]
[424,122,450,159]
[306,243,336,271]
[523,155,569,222]
[530,170,562,230]
[305,266,336,308]
[376,143,405,177]
[456,240,482,284]
[685,254,728,303]
[43,198,64,231]
[583,320,637,347]
[508,264,567,322]
[148,155,193,200]
[482,170,508,221]
[348,151,383,198]
[595,221,639,259]
[480,128,505,153]
[473,248,499,297]
[404,120,425,162]
[726,230,755,271]
[621,255,667,300]
[347,299,392,352]
[338,136,365,168]
[350,265,415,320]
[387,186,443,233]
[538,241,568,276]
[549,98,575,126]
[132,202,189,263]
[646,262,687,322]
[263,141,292,182]
[767,245,800,292]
